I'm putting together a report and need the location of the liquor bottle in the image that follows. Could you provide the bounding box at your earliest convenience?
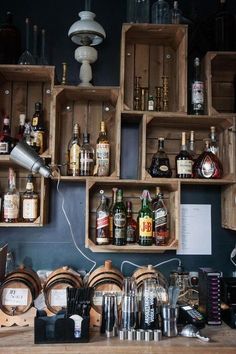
[176,132,193,178]
[193,140,223,179]
[147,95,155,111]
[113,189,127,246]
[126,201,137,244]
[67,123,80,176]
[3,168,20,223]
[0,12,21,64]
[22,174,39,222]
[152,0,170,24]
[134,76,141,110]
[96,190,110,245]
[23,121,32,146]
[152,187,169,246]
[171,1,181,24]
[31,102,45,154]
[109,187,117,243]
[138,189,153,246]
[0,116,15,154]
[149,137,172,178]
[188,130,196,161]
[79,132,94,176]
[95,121,110,177]
[191,57,204,115]
[215,0,235,51]
[209,126,219,156]
[16,113,26,141]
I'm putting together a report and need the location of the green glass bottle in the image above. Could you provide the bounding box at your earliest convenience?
[138,190,153,246]
[113,188,127,246]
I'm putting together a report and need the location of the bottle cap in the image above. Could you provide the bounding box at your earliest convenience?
[83,132,90,143]
[19,113,26,125]
[35,102,42,111]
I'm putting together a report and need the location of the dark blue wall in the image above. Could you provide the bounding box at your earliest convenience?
[0,0,236,278]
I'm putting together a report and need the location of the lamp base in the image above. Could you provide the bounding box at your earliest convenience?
[75,46,97,86]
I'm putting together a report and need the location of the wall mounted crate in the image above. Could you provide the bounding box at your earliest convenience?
[120,24,188,114]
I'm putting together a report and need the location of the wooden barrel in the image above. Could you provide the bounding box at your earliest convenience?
[87,260,124,314]
[0,266,41,316]
[43,266,83,314]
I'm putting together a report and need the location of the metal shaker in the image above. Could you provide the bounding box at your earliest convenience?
[101,293,118,337]
[121,277,138,330]
[162,304,179,337]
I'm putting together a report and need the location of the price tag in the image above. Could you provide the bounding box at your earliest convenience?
[2,288,28,306]
[50,289,67,307]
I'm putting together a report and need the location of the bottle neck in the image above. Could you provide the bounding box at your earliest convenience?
[8,170,16,190]
[181,132,187,151]
[158,139,165,152]
[26,181,34,192]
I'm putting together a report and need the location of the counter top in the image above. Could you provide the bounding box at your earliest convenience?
[0,323,235,354]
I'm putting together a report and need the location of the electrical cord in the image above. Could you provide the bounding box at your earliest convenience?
[230,243,236,268]
[120,258,182,274]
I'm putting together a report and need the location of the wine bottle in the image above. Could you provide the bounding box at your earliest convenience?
[191,57,204,115]
[176,132,193,178]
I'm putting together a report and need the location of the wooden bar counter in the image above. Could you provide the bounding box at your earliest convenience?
[0,323,235,354]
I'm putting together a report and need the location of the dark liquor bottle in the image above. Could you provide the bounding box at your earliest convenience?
[191,57,204,115]
[215,0,235,51]
[3,168,20,223]
[126,201,137,244]
[96,190,110,245]
[0,116,15,154]
[149,137,172,178]
[209,126,219,156]
[22,174,39,222]
[138,190,153,246]
[109,187,117,243]
[113,189,127,246]
[79,132,94,176]
[31,102,45,154]
[0,12,21,64]
[95,121,110,176]
[193,140,223,179]
[67,123,80,176]
[176,132,193,178]
[152,187,169,246]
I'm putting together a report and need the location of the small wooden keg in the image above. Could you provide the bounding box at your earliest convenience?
[132,264,168,289]
[43,266,83,314]
[0,266,41,316]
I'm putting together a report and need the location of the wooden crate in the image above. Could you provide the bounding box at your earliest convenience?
[141,114,236,183]
[120,24,188,113]
[0,65,55,157]
[203,52,236,115]
[85,179,180,253]
[51,86,120,178]
[221,184,236,230]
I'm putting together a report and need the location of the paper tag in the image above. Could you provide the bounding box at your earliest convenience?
[50,289,67,307]
[2,288,28,306]
[92,290,122,306]
[34,292,46,310]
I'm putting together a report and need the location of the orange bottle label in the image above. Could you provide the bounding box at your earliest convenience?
[139,216,153,237]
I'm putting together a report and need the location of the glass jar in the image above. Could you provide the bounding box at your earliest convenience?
[126,0,150,23]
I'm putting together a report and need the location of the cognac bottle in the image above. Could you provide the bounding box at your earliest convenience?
[149,137,172,178]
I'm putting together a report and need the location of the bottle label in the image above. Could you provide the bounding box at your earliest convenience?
[139,216,153,237]
[32,131,44,154]
[114,212,126,227]
[4,195,19,219]
[23,199,38,219]
[0,142,9,154]
[114,228,126,239]
[127,224,136,242]
[154,209,167,227]
[177,160,192,175]
[96,213,109,229]
[96,143,110,176]
[160,165,168,172]
[202,155,215,178]
[69,145,80,170]
[32,117,39,126]
[192,81,204,104]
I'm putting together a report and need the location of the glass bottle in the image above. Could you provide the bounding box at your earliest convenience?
[126,201,137,244]
[95,121,110,177]
[5,251,15,274]
[133,76,141,110]
[171,1,181,24]
[18,18,35,65]
[96,190,110,245]
[109,187,117,243]
[113,189,127,246]
[191,57,204,115]
[176,132,193,178]
[23,121,32,146]
[17,113,26,141]
[138,189,153,246]
[193,140,223,179]
[0,116,15,154]
[188,130,196,161]
[31,102,45,154]
[152,187,169,246]
[38,28,48,65]
[79,132,94,176]
[152,0,171,24]
[22,174,39,222]
[147,95,155,111]
[215,0,235,51]
[140,278,159,330]
[126,0,150,23]
[0,11,21,64]
[67,123,80,176]
[209,126,219,156]
[149,137,172,178]
[3,168,20,223]
[32,24,38,64]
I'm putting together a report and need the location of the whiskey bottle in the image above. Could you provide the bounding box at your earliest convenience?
[209,126,219,156]
[31,102,45,154]
[79,132,94,176]
[3,168,20,223]
[96,190,110,245]
[138,190,153,246]
[191,57,204,115]
[109,187,117,243]
[95,121,110,177]
[67,123,80,176]
[176,132,193,178]
[22,174,39,222]
[0,116,15,154]
[126,201,137,244]
[193,140,223,179]
[152,187,169,246]
[149,137,172,178]
[113,189,127,246]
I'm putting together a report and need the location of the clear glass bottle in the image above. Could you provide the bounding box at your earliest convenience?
[152,0,171,24]
[171,1,181,24]
[31,101,45,154]
[67,123,81,176]
[191,57,204,115]
[152,187,169,246]
[126,201,137,244]
[175,132,193,178]
[113,189,127,246]
[95,121,110,177]
[149,137,172,178]
[0,116,15,154]
[22,174,39,222]
[138,189,153,246]
[126,0,150,23]
[3,168,20,223]
[79,132,94,176]
[96,190,110,245]
[109,187,117,243]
